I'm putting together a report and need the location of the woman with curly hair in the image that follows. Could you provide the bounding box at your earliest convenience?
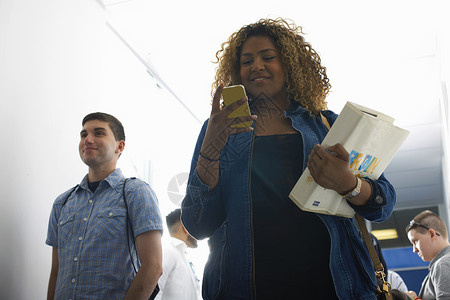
[182,18,395,300]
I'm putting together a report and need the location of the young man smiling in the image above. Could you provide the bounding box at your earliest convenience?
[405,210,450,300]
[46,112,163,299]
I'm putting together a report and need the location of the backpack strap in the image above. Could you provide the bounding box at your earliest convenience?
[123,177,161,299]
[59,184,79,214]
[123,177,138,273]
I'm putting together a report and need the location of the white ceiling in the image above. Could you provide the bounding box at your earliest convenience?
[99,0,450,226]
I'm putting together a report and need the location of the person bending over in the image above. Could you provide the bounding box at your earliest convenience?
[156,209,201,300]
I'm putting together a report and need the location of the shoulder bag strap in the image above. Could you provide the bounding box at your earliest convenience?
[321,111,393,298]
[355,214,385,273]
[320,112,383,272]
[355,214,394,299]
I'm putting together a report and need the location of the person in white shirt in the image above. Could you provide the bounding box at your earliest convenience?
[156,209,201,300]
[386,270,408,292]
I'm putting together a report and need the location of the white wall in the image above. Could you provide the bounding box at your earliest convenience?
[1,1,102,298]
[0,1,203,298]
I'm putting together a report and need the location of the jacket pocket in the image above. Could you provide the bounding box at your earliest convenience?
[203,222,228,300]
[58,212,75,248]
[94,207,127,240]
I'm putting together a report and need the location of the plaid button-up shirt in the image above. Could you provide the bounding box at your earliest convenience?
[46,169,162,299]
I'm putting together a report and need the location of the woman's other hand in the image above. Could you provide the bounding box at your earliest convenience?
[307,143,372,206]
[307,143,355,194]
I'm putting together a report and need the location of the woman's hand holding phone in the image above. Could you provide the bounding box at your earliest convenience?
[197,84,257,188]
[201,84,256,160]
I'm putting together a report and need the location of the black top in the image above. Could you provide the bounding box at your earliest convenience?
[88,181,100,193]
[251,133,338,299]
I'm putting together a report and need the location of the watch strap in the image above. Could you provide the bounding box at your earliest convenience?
[341,176,361,200]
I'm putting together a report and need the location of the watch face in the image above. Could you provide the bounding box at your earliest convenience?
[345,193,356,200]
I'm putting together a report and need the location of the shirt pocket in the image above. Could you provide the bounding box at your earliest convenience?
[94,207,127,240]
[58,212,75,248]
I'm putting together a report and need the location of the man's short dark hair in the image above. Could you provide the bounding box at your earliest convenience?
[166,209,181,235]
[406,210,448,239]
[82,112,125,142]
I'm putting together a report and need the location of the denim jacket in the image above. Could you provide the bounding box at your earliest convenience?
[182,105,396,300]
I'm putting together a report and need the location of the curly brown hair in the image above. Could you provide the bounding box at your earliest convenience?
[212,18,331,114]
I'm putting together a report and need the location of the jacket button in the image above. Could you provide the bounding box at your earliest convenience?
[375,195,383,204]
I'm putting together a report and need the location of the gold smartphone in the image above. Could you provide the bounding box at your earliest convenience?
[222,85,252,128]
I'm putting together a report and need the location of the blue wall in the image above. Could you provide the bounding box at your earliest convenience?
[382,247,429,292]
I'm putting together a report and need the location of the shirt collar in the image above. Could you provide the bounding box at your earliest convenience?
[170,237,188,251]
[284,103,309,117]
[429,245,450,269]
[79,168,124,192]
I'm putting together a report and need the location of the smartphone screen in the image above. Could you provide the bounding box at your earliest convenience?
[222,85,252,128]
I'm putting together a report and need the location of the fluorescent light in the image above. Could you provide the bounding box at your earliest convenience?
[371,229,399,240]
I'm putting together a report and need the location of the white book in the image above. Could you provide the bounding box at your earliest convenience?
[289,101,410,218]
